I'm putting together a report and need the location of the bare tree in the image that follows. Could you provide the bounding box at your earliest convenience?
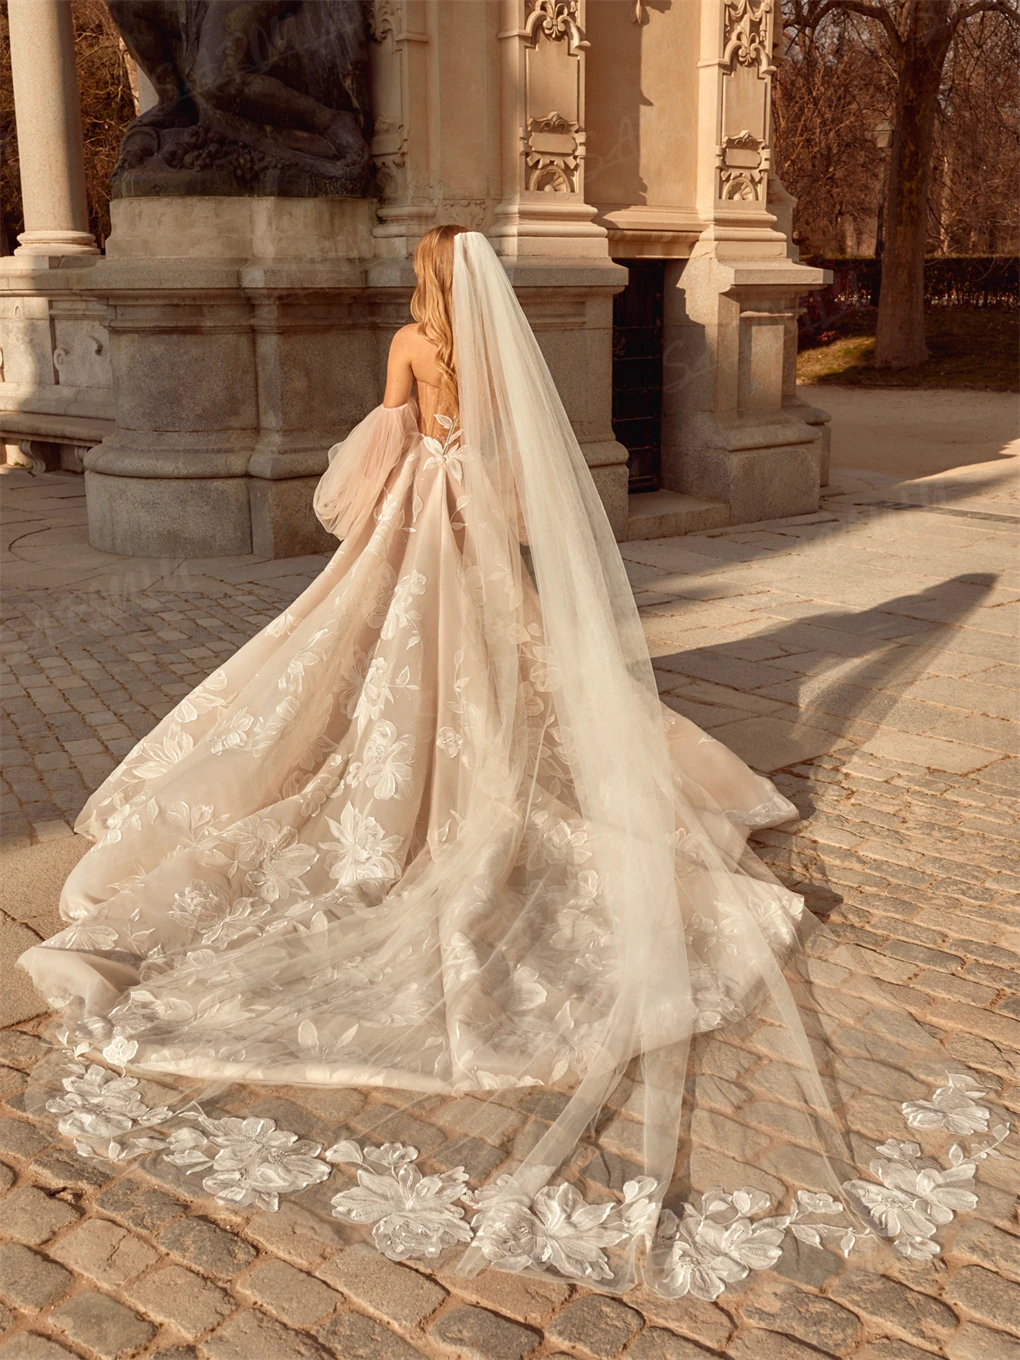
[783,0,1019,368]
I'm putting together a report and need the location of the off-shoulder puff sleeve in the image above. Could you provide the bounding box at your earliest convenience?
[312,402,419,539]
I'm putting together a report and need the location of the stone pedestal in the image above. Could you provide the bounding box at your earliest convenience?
[661,246,828,523]
[81,198,383,558]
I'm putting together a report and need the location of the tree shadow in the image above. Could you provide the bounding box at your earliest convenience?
[653,573,1002,921]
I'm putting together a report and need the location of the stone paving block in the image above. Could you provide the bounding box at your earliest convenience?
[0,1160,12,1192]
[314,1309,428,1359]
[625,1293,733,1350]
[0,1029,48,1068]
[429,1303,540,1360]
[546,1295,644,1359]
[0,1063,25,1100]
[953,1221,1020,1280]
[49,1289,157,1358]
[944,1264,1020,1333]
[95,1177,188,1232]
[123,1263,234,1339]
[850,1341,941,1360]
[30,1145,115,1192]
[243,1202,341,1267]
[156,1215,256,1278]
[201,1308,336,1360]
[0,1115,51,1161]
[432,1096,526,1145]
[48,1217,160,1287]
[740,1279,862,1352]
[239,1258,342,1327]
[0,1183,80,1244]
[428,1133,506,1181]
[0,1241,75,1310]
[318,1242,447,1328]
[0,1336,80,1360]
[437,1263,570,1325]
[828,1270,958,1344]
[726,1330,842,1360]
[945,1322,1020,1360]
[623,1330,714,1360]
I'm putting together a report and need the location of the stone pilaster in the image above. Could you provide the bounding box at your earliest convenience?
[659,0,828,523]
[489,0,606,258]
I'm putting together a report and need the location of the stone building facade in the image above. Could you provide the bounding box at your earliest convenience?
[1,0,830,558]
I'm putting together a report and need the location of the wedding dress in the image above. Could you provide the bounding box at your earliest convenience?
[17,233,1011,1300]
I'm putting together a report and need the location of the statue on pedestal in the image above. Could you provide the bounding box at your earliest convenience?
[108,0,372,197]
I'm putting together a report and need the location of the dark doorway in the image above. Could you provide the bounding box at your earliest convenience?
[611,259,665,493]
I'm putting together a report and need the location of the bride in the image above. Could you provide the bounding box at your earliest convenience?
[17,228,1008,1299]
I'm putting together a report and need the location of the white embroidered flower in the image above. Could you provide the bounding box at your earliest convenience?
[843,1136,980,1244]
[528,643,561,693]
[689,966,742,1034]
[508,966,548,1013]
[319,805,403,888]
[348,721,415,801]
[524,811,591,870]
[651,1189,789,1301]
[207,816,317,902]
[127,726,194,781]
[338,647,372,718]
[210,708,256,754]
[328,1141,473,1260]
[468,1180,629,1281]
[165,1115,330,1212]
[353,658,416,731]
[171,668,229,722]
[382,569,428,644]
[902,1074,991,1135]
[96,791,159,846]
[168,880,232,933]
[436,726,463,758]
[265,610,298,638]
[45,1064,164,1140]
[102,1035,139,1067]
[47,912,120,952]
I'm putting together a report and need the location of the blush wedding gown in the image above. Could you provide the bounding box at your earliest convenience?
[18,233,1010,1300]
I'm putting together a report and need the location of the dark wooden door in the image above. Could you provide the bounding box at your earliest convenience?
[611,259,665,493]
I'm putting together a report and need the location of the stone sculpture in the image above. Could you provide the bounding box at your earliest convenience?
[107,0,372,197]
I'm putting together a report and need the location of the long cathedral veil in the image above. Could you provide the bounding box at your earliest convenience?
[16,232,1013,1302]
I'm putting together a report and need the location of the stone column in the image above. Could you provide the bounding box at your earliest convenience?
[6,0,98,257]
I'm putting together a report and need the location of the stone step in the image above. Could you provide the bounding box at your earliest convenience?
[626,489,729,541]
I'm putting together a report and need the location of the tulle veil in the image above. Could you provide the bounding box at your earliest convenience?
[15,232,1014,1302]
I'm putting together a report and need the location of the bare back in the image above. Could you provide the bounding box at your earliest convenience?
[383,323,455,433]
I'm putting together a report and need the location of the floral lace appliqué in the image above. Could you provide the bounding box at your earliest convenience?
[46,1059,1012,1294]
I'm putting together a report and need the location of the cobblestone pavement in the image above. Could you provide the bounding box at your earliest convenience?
[1,446,1018,1359]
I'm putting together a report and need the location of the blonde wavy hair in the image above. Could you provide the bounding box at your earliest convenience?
[410,224,470,413]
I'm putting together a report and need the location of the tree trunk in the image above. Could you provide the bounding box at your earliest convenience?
[874,2,953,368]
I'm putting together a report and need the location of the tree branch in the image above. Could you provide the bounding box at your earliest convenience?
[949,0,1020,40]
[809,0,904,53]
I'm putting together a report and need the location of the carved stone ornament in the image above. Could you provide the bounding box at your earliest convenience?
[717,129,769,202]
[371,117,408,198]
[524,112,583,193]
[524,0,589,55]
[368,0,401,43]
[723,0,776,75]
[108,1,373,198]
